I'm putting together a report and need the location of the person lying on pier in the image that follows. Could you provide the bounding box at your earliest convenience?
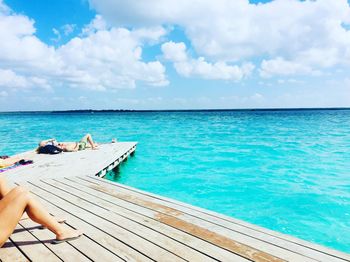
[0,156,33,168]
[0,176,83,247]
[38,133,98,153]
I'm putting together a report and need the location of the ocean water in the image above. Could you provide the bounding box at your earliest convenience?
[0,110,349,253]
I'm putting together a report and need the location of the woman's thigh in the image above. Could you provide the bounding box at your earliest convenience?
[0,188,27,247]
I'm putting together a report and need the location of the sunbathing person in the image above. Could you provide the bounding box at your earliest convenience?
[0,176,82,247]
[0,157,21,168]
[38,134,98,153]
[0,156,33,168]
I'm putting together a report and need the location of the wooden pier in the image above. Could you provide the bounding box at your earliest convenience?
[1,143,349,261]
[4,142,137,181]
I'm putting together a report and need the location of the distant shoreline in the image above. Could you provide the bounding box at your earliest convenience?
[0,107,350,114]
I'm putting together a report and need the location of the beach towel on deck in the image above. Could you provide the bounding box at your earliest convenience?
[0,160,34,173]
[0,163,21,173]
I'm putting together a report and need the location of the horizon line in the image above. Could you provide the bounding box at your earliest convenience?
[1,106,350,114]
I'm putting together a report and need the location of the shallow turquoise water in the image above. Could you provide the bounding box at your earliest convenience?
[1,110,349,253]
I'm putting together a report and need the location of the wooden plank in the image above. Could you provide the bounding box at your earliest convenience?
[5,181,113,261]
[50,178,238,262]
[9,224,60,262]
[0,240,28,262]
[30,180,187,262]
[66,176,297,262]
[71,177,341,262]
[22,182,150,262]
[20,216,118,262]
[26,180,182,262]
[88,175,350,260]
[66,177,289,262]
[21,186,127,262]
[19,219,91,262]
[46,179,219,262]
[82,176,348,262]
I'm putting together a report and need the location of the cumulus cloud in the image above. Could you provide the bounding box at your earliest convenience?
[162,41,254,81]
[259,57,318,78]
[89,0,350,77]
[0,69,30,88]
[0,69,50,90]
[0,5,168,92]
[81,15,107,36]
[58,24,168,89]
[162,41,187,62]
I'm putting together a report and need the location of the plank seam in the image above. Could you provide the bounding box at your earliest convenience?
[75,177,297,260]
[63,178,283,262]
[25,184,139,262]
[85,176,346,261]
[7,238,32,262]
[57,178,222,262]
[16,223,63,262]
[28,180,172,262]
[40,179,190,262]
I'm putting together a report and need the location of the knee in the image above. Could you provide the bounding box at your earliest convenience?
[10,186,31,207]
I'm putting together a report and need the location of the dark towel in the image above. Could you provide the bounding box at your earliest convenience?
[38,145,63,154]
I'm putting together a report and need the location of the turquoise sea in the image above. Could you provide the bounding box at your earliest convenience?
[0,110,349,253]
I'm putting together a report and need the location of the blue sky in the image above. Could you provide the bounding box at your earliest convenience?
[0,0,349,111]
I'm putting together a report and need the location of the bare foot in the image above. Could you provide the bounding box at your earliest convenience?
[54,229,83,243]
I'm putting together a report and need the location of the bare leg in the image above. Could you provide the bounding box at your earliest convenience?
[84,134,98,149]
[0,177,62,222]
[0,177,29,220]
[0,187,30,247]
[0,186,82,247]
[0,157,21,167]
[0,176,11,198]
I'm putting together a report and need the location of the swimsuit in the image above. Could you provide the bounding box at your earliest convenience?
[77,137,88,151]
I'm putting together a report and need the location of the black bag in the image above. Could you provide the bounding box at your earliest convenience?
[38,145,63,154]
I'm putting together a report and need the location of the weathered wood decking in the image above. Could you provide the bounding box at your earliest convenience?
[1,143,349,261]
[4,142,137,181]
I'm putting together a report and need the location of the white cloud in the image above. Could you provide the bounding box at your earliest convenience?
[0,69,50,89]
[89,0,350,77]
[0,6,168,92]
[58,26,168,89]
[0,69,29,88]
[51,28,61,42]
[62,24,76,36]
[259,57,317,78]
[161,41,187,62]
[162,41,254,81]
[82,15,107,36]
[132,26,167,44]
[0,0,9,14]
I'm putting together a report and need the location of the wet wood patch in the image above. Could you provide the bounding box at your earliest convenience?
[155,213,284,262]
